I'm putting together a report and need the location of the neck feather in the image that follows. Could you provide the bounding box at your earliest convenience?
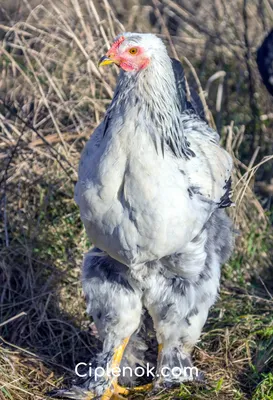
[105,56,194,159]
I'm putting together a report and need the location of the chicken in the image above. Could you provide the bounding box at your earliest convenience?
[52,33,234,400]
[257,29,273,96]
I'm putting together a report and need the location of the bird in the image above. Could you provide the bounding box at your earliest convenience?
[257,29,273,96]
[51,32,234,400]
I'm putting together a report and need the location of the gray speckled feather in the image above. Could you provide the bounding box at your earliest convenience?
[74,34,232,267]
[69,33,235,397]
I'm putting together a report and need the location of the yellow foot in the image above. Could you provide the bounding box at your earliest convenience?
[88,338,154,399]
[48,382,153,400]
[112,338,130,369]
[130,383,153,393]
[100,338,131,399]
[100,382,129,400]
[100,382,153,399]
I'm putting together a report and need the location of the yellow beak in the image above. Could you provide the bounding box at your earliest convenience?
[98,55,116,67]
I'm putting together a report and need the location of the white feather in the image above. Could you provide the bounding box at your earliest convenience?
[75,32,233,268]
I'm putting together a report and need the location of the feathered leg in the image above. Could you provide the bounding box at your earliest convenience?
[80,250,144,399]
[144,276,214,387]
[49,250,154,400]
[144,210,233,388]
[48,250,143,400]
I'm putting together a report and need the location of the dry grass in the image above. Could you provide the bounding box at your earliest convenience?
[0,0,273,399]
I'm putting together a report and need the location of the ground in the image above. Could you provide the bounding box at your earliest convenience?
[0,1,273,399]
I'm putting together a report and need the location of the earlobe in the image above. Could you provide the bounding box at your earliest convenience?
[139,58,150,70]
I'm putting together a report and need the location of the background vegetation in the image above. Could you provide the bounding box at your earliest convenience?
[0,0,272,399]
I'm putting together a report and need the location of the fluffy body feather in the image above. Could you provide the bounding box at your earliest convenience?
[73,32,234,396]
[75,34,232,269]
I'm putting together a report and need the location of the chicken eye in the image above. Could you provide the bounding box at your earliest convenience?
[129,48,138,55]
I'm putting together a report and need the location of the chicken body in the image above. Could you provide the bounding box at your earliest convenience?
[73,33,234,398]
[75,39,232,268]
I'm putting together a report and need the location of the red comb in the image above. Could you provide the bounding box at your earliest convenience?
[111,35,125,50]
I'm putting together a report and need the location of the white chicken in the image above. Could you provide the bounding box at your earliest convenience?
[55,32,234,400]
